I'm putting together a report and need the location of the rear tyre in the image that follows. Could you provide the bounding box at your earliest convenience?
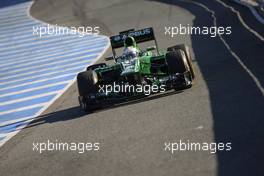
[78,63,108,112]
[77,70,98,112]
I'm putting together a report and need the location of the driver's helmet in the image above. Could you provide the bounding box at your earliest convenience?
[123,36,139,59]
[123,46,138,59]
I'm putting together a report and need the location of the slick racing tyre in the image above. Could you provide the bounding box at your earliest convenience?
[77,70,98,112]
[78,63,107,112]
[166,50,192,90]
[166,50,189,74]
[167,44,195,80]
[77,70,97,97]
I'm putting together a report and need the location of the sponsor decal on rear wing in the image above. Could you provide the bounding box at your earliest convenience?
[110,27,155,49]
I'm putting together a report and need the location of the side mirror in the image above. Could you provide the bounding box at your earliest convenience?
[105,56,114,61]
[146,46,156,51]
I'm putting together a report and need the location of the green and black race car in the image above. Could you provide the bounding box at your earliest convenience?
[77,27,195,112]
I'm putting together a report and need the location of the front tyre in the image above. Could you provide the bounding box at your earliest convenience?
[167,44,195,80]
[166,50,192,90]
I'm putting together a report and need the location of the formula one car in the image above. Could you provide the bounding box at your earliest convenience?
[77,27,195,112]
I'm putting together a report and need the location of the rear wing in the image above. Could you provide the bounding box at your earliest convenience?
[109,27,159,58]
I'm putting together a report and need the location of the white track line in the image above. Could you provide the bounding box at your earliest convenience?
[0,39,105,62]
[0,21,36,30]
[182,0,264,96]
[0,92,58,106]
[0,73,75,91]
[0,42,104,61]
[0,66,84,86]
[0,130,27,147]
[0,17,32,27]
[0,103,47,116]
[0,62,87,82]
[0,116,35,128]
[0,47,104,71]
[0,81,69,98]
[216,0,264,40]
[0,54,97,77]
[0,37,104,56]
[0,33,99,48]
[0,45,103,68]
[232,0,264,24]
[0,35,102,52]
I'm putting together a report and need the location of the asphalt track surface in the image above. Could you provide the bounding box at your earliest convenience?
[0,0,263,176]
